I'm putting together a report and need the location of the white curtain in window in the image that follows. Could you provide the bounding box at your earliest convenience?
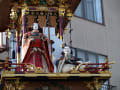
[74,0,103,23]
[93,0,103,23]
[84,0,94,21]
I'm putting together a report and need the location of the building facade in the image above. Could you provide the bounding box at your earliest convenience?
[64,0,120,89]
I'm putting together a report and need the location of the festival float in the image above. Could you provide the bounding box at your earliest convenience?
[0,0,114,90]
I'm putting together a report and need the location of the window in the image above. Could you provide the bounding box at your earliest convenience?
[71,48,76,57]
[77,50,86,62]
[98,55,106,67]
[88,53,97,63]
[74,0,103,24]
[71,47,107,66]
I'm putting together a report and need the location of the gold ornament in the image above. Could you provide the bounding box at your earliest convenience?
[40,12,44,15]
[31,0,40,5]
[94,78,103,90]
[47,0,55,5]
[66,9,73,20]
[59,4,65,16]
[10,8,18,20]
[58,0,68,3]
[22,6,29,16]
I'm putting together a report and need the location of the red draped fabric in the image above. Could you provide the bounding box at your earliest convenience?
[22,33,54,72]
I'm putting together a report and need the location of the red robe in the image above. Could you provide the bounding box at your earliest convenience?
[21,33,54,72]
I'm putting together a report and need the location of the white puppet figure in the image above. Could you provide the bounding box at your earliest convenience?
[58,46,75,73]
[21,23,54,73]
[57,46,90,73]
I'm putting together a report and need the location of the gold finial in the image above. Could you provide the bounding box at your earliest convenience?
[66,9,73,20]
[109,61,115,64]
[59,4,65,16]
[22,5,29,16]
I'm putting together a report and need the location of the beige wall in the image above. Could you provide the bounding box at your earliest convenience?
[64,0,120,89]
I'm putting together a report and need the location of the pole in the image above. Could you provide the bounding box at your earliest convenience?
[59,16,63,40]
[69,21,72,47]
[16,30,20,64]
[22,14,26,34]
[46,8,53,58]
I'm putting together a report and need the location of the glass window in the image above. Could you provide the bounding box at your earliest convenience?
[98,55,107,67]
[71,48,76,57]
[88,53,97,67]
[74,0,103,24]
[77,50,86,62]
[98,55,106,63]
[71,47,108,68]
[88,53,96,63]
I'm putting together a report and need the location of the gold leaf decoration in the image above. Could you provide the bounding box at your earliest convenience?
[47,0,55,5]
[31,0,40,5]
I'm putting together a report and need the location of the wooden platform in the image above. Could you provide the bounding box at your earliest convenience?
[1,70,111,79]
[1,71,111,90]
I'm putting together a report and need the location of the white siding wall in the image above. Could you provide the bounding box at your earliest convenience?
[64,0,120,89]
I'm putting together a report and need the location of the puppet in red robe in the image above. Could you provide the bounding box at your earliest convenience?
[21,23,54,72]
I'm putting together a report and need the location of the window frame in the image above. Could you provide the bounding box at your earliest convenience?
[74,0,105,25]
[71,47,108,66]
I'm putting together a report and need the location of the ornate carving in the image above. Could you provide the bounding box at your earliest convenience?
[16,79,25,90]
[22,5,29,16]
[25,64,43,73]
[47,0,55,5]
[86,82,94,90]
[66,9,73,20]
[85,78,104,90]
[59,4,65,16]
[5,82,16,90]
[10,8,18,20]
[58,0,68,3]
[31,0,40,5]
[93,78,103,90]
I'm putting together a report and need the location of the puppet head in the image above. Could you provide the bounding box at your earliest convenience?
[63,46,71,54]
[63,46,71,60]
[31,23,40,36]
[33,23,39,30]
